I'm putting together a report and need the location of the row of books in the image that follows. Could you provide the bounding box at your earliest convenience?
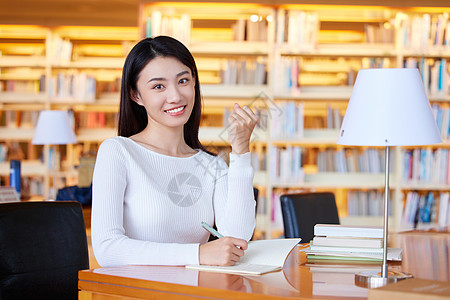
[269,101,303,139]
[317,148,386,174]
[250,151,267,173]
[236,146,389,177]
[145,11,191,45]
[0,109,117,131]
[364,21,395,44]
[0,80,43,93]
[273,57,391,92]
[326,106,343,130]
[275,9,319,47]
[401,191,449,230]
[145,9,449,50]
[405,58,449,97]
[231,18,270,42]
[220,59,267,85]
[396,12,450,51]
[347,190,392,217]
[402,148,450,185]
[257,189,392,221]
[0,143,8,162]
[45,33,73,65]
[0,110,39,129]
[432,103,450,140]
[47,72,96,102]
[272,57,301,93]
[19,176,45,199]
[75,111,118,129]
[269,146,304,184]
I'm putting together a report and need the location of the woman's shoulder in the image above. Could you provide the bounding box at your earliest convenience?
[100,136,126,147]
[98,136,132,153]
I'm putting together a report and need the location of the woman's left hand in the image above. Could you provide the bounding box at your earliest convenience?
[228,103,258,155]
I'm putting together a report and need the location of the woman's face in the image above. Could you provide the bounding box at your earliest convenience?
[133,56,195,130]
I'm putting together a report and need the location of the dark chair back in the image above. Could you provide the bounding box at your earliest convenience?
[0,201,89,300]
[280,192,340,243]
[253,187,259,204]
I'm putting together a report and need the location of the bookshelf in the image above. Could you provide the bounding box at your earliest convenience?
[138,1,450,238]
[1,1,449,237]
[0,25,139,199]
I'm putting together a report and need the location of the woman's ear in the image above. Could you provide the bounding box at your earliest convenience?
[130,90,143,106]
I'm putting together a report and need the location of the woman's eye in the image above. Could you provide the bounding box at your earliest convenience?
[179,78,189,84]
[153,84,164,90]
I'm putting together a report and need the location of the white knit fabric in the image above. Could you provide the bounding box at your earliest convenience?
[91,136,256,267]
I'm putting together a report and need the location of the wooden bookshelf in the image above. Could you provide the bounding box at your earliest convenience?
[1,1,449,236]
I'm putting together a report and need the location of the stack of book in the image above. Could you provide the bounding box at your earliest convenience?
[304,224,402,261]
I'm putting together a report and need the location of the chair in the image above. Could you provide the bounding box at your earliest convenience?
[0,201,90,300]
[280,192,340,243]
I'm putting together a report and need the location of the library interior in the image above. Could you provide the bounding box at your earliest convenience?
[1,0,450,299]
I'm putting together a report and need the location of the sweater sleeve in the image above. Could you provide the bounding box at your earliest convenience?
[213,152,256,240]
[91,139,200,267]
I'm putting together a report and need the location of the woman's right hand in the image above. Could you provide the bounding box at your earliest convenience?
[199,237,248,266]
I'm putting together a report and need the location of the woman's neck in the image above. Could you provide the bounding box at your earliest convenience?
[130,127,195,157]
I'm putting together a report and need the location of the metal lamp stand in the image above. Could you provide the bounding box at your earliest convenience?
[355,146,412,288]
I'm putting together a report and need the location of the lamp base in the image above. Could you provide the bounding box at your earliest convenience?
[355,271,413,289]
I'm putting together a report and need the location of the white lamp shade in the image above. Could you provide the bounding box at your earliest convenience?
[337,68,442,146]
[32,110,77,145]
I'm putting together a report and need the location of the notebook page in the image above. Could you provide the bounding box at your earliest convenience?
[237,238,301,266]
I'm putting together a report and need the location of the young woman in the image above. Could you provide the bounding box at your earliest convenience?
[91,36,258,267]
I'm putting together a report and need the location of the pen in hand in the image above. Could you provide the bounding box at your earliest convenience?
[199,222,247,265]
[201,221,223,239]
[201,221,243,251]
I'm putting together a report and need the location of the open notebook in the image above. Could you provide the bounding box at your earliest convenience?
[186,238,301,275]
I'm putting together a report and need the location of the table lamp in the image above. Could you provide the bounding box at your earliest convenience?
[337,68,442,287]
[32,110,77,199]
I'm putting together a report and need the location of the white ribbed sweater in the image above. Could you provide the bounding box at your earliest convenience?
[91,137,256,267]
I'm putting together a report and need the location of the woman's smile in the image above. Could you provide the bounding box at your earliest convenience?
[165,105,187,116]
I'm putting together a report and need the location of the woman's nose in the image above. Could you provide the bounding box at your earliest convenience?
[166,85,182,103]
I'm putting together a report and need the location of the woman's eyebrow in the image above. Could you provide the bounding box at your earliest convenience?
[147,71,190,84]
[147,77,165,84]
[177,70,190,77]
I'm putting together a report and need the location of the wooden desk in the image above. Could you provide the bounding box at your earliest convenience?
[79,232,450,299]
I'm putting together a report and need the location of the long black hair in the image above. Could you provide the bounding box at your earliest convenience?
[118,36,214,155]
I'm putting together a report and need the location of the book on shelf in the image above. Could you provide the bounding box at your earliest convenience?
[314,224,384,239]
[397,12,450,51]
[401,191,449,230]
[317,148,385,174]
[405,57,449,97]
[438,193,449,228]
[311,236,383,248]
[347,190,385,217]
[186,238,300,275]
[403,147,450,185]
[269,146,304,185]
